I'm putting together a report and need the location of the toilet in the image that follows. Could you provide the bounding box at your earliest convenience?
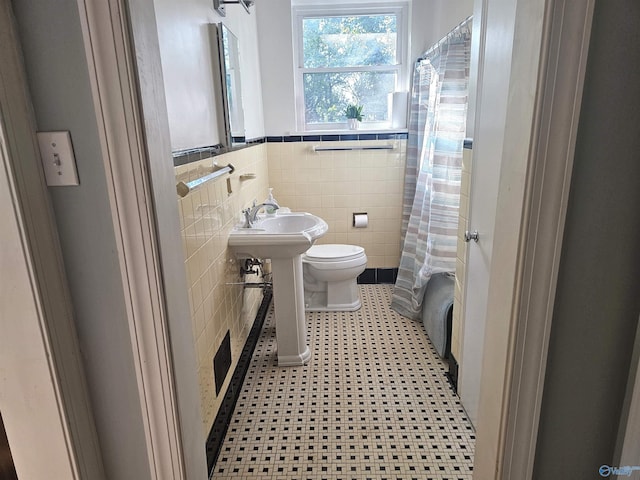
[301,244,367,311]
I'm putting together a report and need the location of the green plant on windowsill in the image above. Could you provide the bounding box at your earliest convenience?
[344,104,363,121]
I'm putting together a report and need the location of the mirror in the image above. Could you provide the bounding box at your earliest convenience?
[212,23,246,148]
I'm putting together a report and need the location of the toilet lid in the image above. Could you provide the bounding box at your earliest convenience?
[304,244,365,262]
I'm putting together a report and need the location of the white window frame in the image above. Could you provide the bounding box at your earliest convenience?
[292,2,410,132]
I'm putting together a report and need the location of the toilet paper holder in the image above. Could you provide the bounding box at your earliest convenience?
[353,212,368,228]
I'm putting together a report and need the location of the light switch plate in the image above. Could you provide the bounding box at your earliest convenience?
[37,131,79,186]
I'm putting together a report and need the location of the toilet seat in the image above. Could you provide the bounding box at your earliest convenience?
[303,244,365,262]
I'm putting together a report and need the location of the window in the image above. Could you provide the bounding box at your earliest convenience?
[293,4,409,131]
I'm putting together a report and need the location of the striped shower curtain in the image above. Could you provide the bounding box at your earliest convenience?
[390,18,471,320]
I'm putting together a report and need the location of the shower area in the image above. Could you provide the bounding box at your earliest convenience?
[391,17,473,403]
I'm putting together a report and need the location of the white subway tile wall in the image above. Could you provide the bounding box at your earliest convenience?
[175,144,270,433]
[267,140,406,268]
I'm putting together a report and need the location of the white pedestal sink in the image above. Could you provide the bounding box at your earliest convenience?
[228,212,328,366]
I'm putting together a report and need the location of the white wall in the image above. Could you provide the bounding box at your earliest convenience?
[154,0,265,149]
[411,1,474,62]
[256,0,297,135]
[258,0,473,136]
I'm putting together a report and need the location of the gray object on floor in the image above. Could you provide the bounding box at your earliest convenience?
[421,273,455,358]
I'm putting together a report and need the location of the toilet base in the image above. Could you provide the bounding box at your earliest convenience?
[304,292,362,311]
[304,279,362,312]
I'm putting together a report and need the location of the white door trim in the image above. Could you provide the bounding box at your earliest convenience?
[0,101,80,480]
[500,1,594,477]
[75,0,186,477]
[0,1,104,477]
[473,0,595,478]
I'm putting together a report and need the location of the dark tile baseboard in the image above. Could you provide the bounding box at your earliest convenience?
[205,288,273,477]
[357,267,398,285]
[446,353,459,392]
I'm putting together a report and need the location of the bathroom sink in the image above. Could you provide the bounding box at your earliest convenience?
[228,211,328,366]
[228,212,328,259]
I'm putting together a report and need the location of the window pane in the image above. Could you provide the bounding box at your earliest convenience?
[303,71,396,124]
[303,15,397,68]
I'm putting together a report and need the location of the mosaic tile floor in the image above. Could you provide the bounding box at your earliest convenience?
[214,285,475,480]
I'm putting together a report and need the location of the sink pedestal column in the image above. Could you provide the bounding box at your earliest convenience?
[270,254,311,366]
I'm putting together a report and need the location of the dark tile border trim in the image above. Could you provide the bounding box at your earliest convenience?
[173,145,225,167]
[172,138,266,167]
[265,132,408,143]
[357,267,398,285]
[245,137,266,146]
[173,133,408,166]
[205,288,273,477]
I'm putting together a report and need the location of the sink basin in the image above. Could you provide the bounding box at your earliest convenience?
[259,214,323,234]
[228,212,328,259]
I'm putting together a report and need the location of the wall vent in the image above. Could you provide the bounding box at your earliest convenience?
[214,331,232,395]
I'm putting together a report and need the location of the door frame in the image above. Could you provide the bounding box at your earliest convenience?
[2,0,598,478]
[74,0,194,477]
[0,1,104,477]
[74,0,599,478]
[75,0,206,478]
[3,0,203,476]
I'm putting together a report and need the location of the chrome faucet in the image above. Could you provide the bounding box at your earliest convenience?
[241,201,279,227]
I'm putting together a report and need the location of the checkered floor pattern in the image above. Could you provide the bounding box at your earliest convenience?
[214,284,475,479]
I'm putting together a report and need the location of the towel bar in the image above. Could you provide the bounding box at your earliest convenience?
[176,163,234,197]
[312,144,394,152]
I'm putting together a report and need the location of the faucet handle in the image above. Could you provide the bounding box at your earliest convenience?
[241,208,252,228]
